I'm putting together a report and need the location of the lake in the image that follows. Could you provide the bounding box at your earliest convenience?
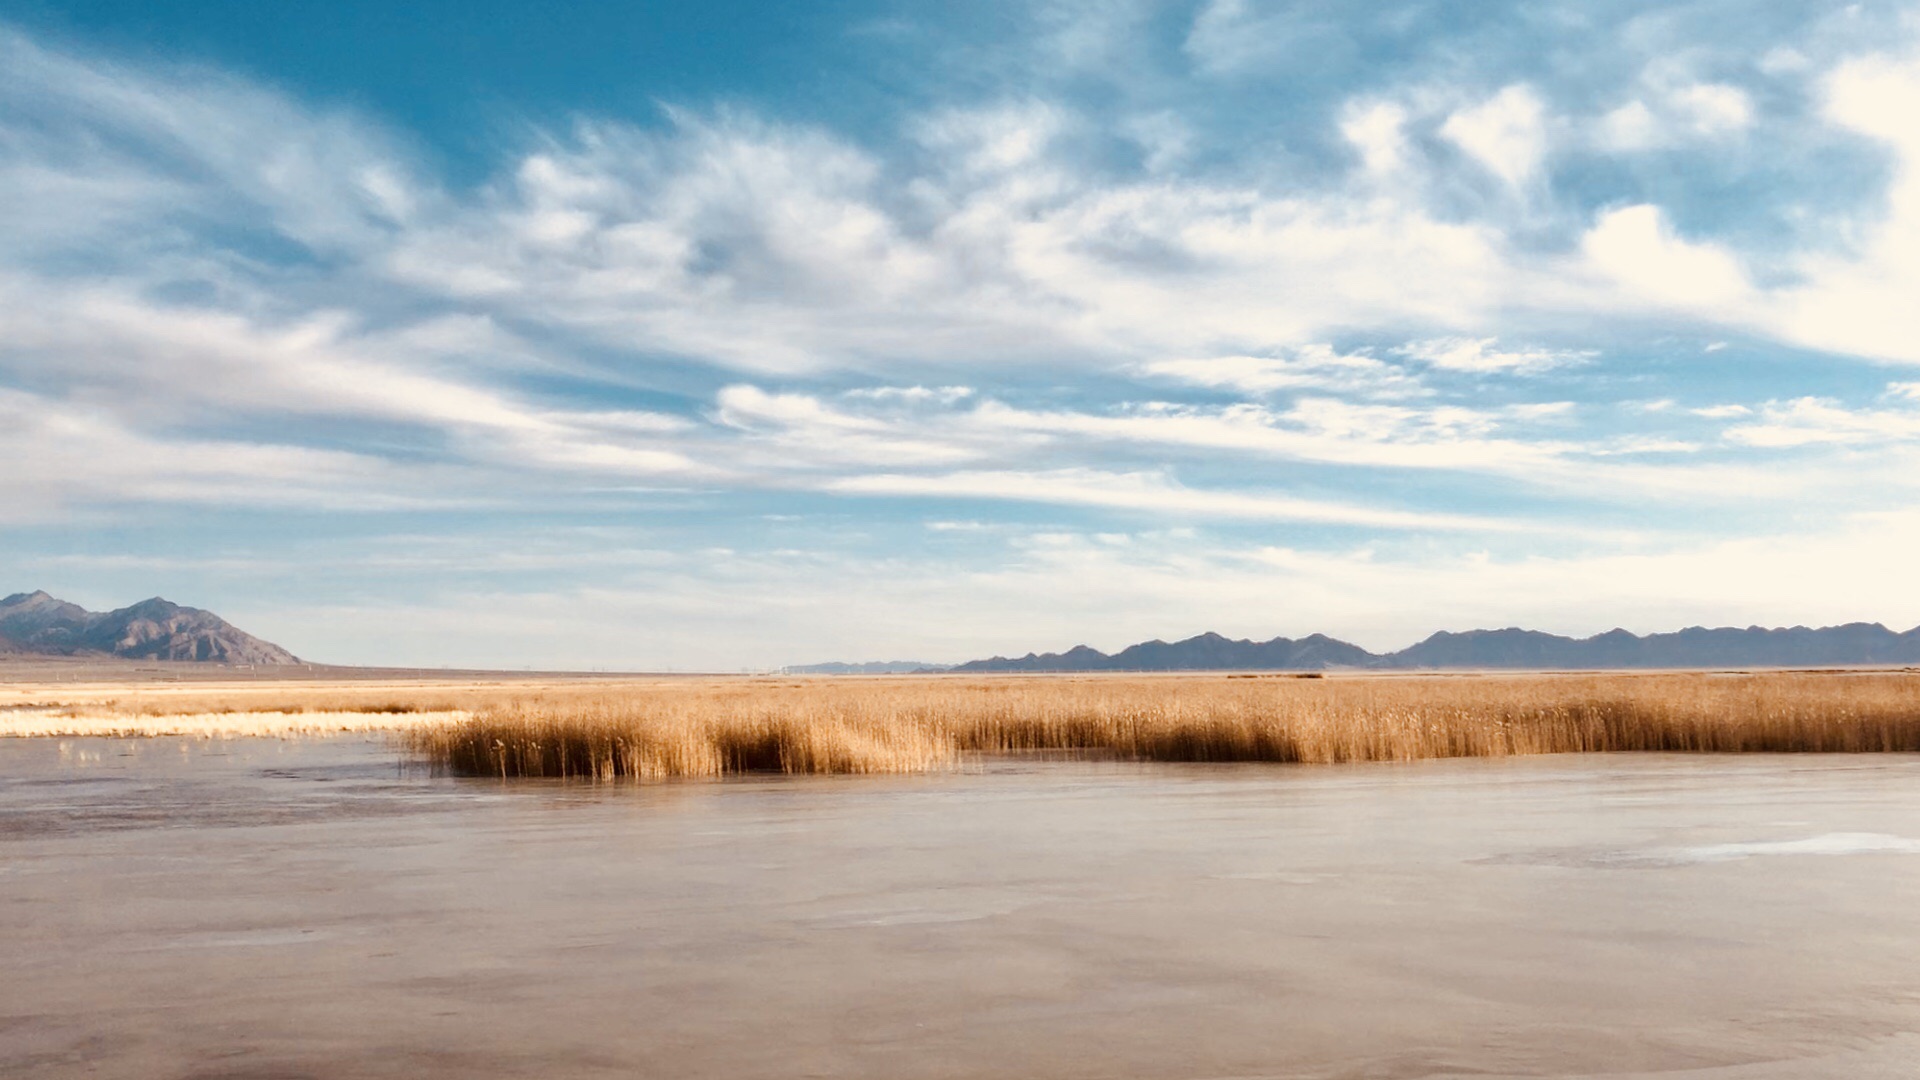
[4,737,1920,1078]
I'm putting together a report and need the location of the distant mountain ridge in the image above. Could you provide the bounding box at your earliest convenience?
[783,660,953,675]
[0,591,299,664]
[949,623,1920,672]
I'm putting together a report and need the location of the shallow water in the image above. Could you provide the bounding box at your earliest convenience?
[4,740,1920,1079]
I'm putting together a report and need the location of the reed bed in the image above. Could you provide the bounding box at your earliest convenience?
[402,671,1920,780]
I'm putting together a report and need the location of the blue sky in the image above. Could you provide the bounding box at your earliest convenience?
[6,1,1920,669]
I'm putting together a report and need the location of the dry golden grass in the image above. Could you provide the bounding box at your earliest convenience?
[1,678,549,718]
[0,676,686,735]
[13,671,1920,776]
[398,670,1920,780]
[3,709,473,739]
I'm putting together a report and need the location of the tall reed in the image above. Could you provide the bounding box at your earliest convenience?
[402,671,1920,779]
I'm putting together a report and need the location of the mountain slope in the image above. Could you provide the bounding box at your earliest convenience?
[0,591,300,664]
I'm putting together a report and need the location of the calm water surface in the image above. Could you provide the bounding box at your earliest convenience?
[4,738,1920,1079]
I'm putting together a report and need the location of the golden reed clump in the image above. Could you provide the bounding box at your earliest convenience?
[402,671,1920,780]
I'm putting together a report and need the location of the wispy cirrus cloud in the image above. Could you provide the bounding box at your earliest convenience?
[1393,337,1594,374]
[825,467,1525,533]
[1722,393,1920,448]
[1139,346,1429,398]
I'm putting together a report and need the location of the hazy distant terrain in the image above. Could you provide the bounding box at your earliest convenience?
[947,625,1920,672]
[782,660,953,675]
[0,591,297,665]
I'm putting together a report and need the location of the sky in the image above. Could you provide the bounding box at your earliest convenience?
[6,1,1920,670]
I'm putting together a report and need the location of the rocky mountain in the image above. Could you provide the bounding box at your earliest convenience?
[0,591,300,664]
[953,631,1377,673]
[946,623,1920,672]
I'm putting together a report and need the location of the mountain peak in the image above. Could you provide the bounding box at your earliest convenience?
[117,596,188,617]
[0,590,298,664]
[2,589,58,606]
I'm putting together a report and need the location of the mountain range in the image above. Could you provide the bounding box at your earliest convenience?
[783,660,946,675]
[944,624,1920,672]
[0,591,299,664]
[10,588,1919,672]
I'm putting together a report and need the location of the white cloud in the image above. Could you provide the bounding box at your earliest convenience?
[1597,100,1662,151]
[1569,53,1920,367]
[712,384,1007,468]
[1594,80,1753,152]
[1506,401,1575,421]
[1822,52,1920,147]
[1393,337,1593,374]
[0,388,451,521]
[844,385,976,404]
[0,277,712,482]
[29,23,1821,398]
[1723,396,1920,448]
[1140,345,1426,397]
[1440,85,1549,188]
[365,106,1538,376]
[912,101,1069,175]
[0,29,427,259]
[1691,404,1753,419]
[1672,82,1755,135]
[1580,204,1754,312]
[953,396,1804,503]
[977,396,1536,470]
[1769,51,1920,363]
[1341,101,1410,175]
[1587,436,1699,456]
